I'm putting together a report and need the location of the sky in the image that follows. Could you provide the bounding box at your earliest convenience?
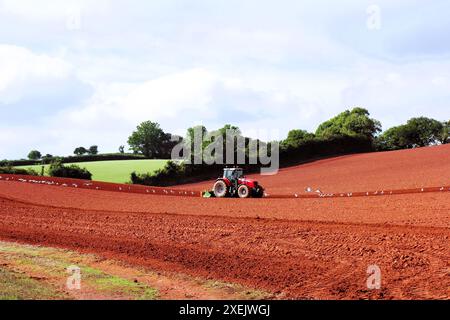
[0,0,449,159]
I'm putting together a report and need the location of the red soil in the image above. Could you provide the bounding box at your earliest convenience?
[182,144,450,194]
[0,145,449,299]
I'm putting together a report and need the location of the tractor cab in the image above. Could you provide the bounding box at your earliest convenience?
[223,168,244,182]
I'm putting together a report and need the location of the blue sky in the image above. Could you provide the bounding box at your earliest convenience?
[1,0,449,159]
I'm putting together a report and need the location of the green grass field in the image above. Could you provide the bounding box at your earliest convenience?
[18,160,168,184]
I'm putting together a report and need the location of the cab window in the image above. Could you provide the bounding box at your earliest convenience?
[224,170,233,180]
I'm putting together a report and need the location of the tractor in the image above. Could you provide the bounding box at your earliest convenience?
[205,167,264,198]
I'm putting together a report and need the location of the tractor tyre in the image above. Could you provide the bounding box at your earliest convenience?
[237,185,250,199]
[213,180,228,198]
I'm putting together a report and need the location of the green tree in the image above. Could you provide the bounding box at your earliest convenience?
[204,125,242,163]
[27,150,42,160]
[185,124,249,164]
[405,117,443,147]
[282,129,315,149]
[316,107,381,140]
[119,145,125,154]
[88,145,99,155]
[376,125,414,150]
[218,124,241,137]
[74,147,88,156]
[160,133,182,159]
[377,117,445,150]
[128,121,166,158]
[439,120,449,144]
[185,125,208,161]
[187,126,208,145]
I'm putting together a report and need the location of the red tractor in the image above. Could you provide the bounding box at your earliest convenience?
[208,168,264,198]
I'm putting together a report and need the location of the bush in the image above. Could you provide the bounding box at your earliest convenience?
[280,135,374,166]
[0,160,11,167]
[48,160,92,180]
[2,159,41,166]
[57,153,146,164]
[131,161,185,186]
[0,166,38,176]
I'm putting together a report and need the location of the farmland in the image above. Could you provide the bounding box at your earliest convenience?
[0,241,265,300]
[1,144,449,300]
[17,160,168,184]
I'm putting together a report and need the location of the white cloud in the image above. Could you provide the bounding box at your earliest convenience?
[61,68,324,135]
[0,44,73,104]
[341,59,450,129]
[0,0,109,20]
[4,57,450,159]
[1,1,449,159]
[3,68,310,157]
[63,69,217,128]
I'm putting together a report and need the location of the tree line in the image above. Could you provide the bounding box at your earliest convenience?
[2,107,447,183]
[27,145,99,161]
[129,108,448,187]
[20,108,449,164]
[281,108,448,151]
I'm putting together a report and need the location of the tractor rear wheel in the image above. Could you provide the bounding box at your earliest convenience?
[237,185,250,198]
[213,180,228,198]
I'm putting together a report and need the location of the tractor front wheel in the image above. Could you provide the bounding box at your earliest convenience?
[237,185,250,199]
[213,180,228,198]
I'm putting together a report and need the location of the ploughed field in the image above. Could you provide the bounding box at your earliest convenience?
[181,143,450,194]
[0,145,449,299]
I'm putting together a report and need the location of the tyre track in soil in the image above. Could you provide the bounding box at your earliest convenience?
[0,196,448,300]
[1,180,449,228]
